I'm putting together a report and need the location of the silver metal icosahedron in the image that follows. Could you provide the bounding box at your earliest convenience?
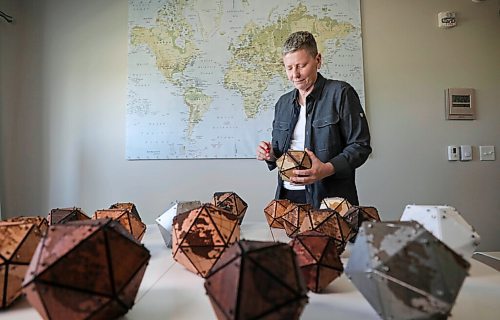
[345,221,470,320]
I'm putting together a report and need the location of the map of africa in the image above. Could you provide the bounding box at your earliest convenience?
[127,0,364,159]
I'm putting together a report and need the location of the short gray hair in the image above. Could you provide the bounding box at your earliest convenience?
[282,31,318,57]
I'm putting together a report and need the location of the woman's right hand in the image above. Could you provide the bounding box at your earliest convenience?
[256,141,274,161]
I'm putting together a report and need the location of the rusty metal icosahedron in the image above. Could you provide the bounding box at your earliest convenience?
[93,208,146,242]
[211,192,248,225]
[204,240,308,320]
[22,219,151,320]
[47,207,90,225]
[276,150,312,182]
[299,208,354,254]
[289,230,343,293]
[282,203,313,237]
[0,221,43,308]
[172,203,240,278]
[264,199,292,229]
[345,221,470,320]
[156,200,202,248]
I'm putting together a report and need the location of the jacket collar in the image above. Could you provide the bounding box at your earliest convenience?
[291,72,326,104]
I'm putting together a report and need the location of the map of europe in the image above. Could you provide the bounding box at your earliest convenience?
[127,0,364,159]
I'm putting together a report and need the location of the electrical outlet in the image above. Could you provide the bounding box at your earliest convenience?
[479,146,495,161]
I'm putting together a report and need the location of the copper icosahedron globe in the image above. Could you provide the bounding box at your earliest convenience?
[343,205,380,242]
[109,202,141,220]
[47,207,90,225]
[93,208,146,242]
[282,203,313,237]
[276,150,312,182]
[156,200,202,248]
[320,197,353,216]
[289,230,343,293]
[22,219,151,320]
[264,199,292,229]
[0,221,43,308]
[299,208,354,253]
[5,215,49,235]
[211,192,248,225]
[172,203,240,278]
[345,221,470,320]
[344,205,380,230]
[204,240,308,320]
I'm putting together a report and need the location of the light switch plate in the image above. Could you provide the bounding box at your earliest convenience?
[460,145,472,161]
[479,145,495,161]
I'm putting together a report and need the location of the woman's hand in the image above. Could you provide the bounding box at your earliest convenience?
[290,148,335,185]
[256,141,275,161]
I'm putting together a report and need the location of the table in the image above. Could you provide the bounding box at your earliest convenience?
[2,223,500,319]
[473,251,500,271]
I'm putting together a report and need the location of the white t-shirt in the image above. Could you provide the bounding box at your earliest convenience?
[284,104,306,190]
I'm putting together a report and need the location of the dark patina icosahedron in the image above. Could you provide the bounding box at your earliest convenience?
[289,230,343,293]
[47,207,90,225]
[204,240,308,320]
[22,219,151,320]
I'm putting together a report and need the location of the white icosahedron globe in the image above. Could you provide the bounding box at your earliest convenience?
[400,205,480,259]
[156,201,201,248]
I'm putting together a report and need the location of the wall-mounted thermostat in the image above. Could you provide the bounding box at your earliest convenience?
[445,88,475,120]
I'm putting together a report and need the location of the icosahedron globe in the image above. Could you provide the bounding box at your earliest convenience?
[345,221,470,320]
[400,205,480,260]
[172,203,240,278]
[156,200,202,248]
[320,197,352,216]
[281,203,313,237]
[5,215,48,235]
[299,208,354,253]
[343,205,381,242]
[22,219,151,320]
[47,207,90,225]
[276,150,312,182]
[289,230,343,293]
[344,205,380,230]
[263,199,292,229]
[0,221,43,308]
[211,192,248,225]
[93,208,146,242]
[109,202,141,220]
[204,240,308,320]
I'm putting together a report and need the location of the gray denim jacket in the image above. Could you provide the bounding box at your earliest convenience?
[266,73,372,208]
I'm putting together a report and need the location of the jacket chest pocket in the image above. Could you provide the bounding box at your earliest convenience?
[312,115,341,154]
[272,121,290,152]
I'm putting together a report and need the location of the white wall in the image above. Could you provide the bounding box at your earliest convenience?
[1,0,499,250]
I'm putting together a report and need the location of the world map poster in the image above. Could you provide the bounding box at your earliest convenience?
[127,0,364,159]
